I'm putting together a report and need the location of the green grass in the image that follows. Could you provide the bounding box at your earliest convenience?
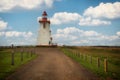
[0,48,37,80]
[61,47,120,80]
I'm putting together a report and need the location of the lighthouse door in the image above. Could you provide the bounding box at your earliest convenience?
[43,22,46,28]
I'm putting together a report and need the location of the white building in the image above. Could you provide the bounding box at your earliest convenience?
[37,11,52,46]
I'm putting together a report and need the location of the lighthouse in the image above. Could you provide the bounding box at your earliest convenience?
[37,11,52,46]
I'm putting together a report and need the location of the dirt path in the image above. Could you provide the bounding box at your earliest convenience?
[6,47,99,80]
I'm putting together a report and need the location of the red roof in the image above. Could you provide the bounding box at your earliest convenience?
[42,11,47,16]
[39,11,50,24]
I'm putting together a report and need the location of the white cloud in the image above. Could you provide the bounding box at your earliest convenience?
[109,35,119,41]
[0,32,5,36]
[79,2,120,26]
[0,31,33,38]
[7,36,36,46]
[50,2,120,26]
[0,30,34,46]
[0,0,57,12]
[50,12,81,25]
[71,40,89,45]
[84,2,120,19]
[50,11,111,26]
[116,32,120,36]
[0,20,8,30]
[18,0,42,9]
[53,27,120,45]
[0,18,35,46]
[57,27,82,34]
[79,17,111,26]
[83,31,99,36]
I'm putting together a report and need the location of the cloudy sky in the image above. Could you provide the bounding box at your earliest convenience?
[0,0,120,46]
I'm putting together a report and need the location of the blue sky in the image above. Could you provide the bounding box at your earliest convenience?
[0,0,120,46]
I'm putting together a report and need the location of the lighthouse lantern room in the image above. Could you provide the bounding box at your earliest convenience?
[37,11,52,46]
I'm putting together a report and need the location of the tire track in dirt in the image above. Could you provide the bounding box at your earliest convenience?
[6,47,99,80]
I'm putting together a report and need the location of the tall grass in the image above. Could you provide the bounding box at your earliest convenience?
[61,47,120,80]
[0,48,37,80]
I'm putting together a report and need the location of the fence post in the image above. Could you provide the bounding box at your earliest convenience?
[97,57,100,67]
[90,56,92,64]
[31,49,33,57]
[83,54,85,60]
[79,53,81,58]
[21,49,23,61]
[82,54,84,59]
[76,52,78,57]
[76,52,77,57]
[84,55,86,60]
[73,51,75,56]
[104,59,108,72]
[34,47,36,55]
[75,51,77,56]
[81,53,83,59]
[28,50,30,57]
[78,52,80,57]
[77,52,79,57]
[11,44,14,65]
[86,55,87,61]
[72,51,73,56]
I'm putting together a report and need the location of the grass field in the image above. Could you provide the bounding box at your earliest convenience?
[0,48,37,80]
[61,46,120,80]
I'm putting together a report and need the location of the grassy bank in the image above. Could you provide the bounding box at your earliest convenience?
[61,46,120,80]
[0,48,37,80]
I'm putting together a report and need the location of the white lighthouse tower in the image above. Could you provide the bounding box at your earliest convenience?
[37,11,52,46]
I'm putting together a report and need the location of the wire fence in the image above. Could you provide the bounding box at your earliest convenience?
[62,48,120,79]
[0,46,37,79]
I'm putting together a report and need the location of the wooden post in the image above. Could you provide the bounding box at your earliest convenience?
[76,52,78,57]
[21,49,23,61]
[81,54,83,59]
[74,51,75,56]
[77,52,79,57]
[31,50,33,57]
[72,51,74,56]
[83,54,85,60]
[97,57,100,67]
[34,47,36,55]
[73,51,74,57]
[73,51,74,56]
[79,53,81,58]
[11,44,14,65]
[78,52,80,57]
[78,52,79,57]
[104,59,108,72]
[25,50,29,58]
[28,50,30,57]
[75,51,76,56]
[85,55,86,60]
[90,56,92,64]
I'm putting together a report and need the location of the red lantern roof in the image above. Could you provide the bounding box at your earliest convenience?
[42,11,47,16]
[39,11,50,24]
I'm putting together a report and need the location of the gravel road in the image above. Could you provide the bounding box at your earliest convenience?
[6,47,99,80]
